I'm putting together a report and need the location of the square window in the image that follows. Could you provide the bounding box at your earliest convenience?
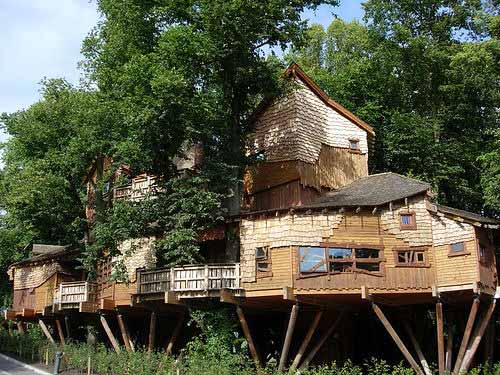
[349,139,360,150]
[256,247,268,260]
[400,212,416,230]
[450,242,465,253]
[299,247,327,273]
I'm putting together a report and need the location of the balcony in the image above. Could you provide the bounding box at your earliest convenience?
[113,175,160,201]
[137,263,241,299]
[54,281,97,311]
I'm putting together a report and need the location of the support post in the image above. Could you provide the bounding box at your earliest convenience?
[236,306,262,368]
[436,300,445,375]
[446,314,454,372]
[278,303,299,372]
[148,311,157,353]
[55,319,66,345]
[372,304,424,375]
[460,299,497,373]
[64,316,71,339]
[299,312,344,370]
[166,312,185,355]
[403,322,432,375]
[38,319,55,345]
[453,297,480,374]
[117,313,132,352]
[290,310,323,370]
[100,315,121,353]
[16,322,25,335]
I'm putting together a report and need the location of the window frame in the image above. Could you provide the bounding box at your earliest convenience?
[399,211,417,230]
[298,243,384,277]
[394,247,429,267]
[448,241,470,257]
[348,138,361,153]
[255,247,272,278]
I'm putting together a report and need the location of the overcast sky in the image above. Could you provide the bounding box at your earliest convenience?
[0,1,364,116]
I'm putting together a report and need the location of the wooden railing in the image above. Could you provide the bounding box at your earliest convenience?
[54,281,97,309]
[137,264,241,295]
[113,176,160,201]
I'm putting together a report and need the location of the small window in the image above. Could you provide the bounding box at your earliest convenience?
[400,212,416,230]
[299,247,327,273]
[396,250,427,266]
[256,247,272,278]
[451,242,465,253]
[349,139,360,151]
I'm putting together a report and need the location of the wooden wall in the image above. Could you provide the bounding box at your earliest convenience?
[476,228,497,292]
[12,288,36,312]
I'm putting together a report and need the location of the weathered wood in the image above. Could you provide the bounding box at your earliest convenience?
[100,315,121,353]
[148,311,157,353]
[16,322,25,335]
[220,288,243,305]
[372,304,424,375]
[22,309,35,318]
[283,287,296,302]
[290,310,323,370]
[403,322,432,375]
[278,303,299,372]
[64,316,71,339]
[453,297,479,374]
[299,312,344,370]
[117,314,132,352]
[460,300,497,372]
[164,291,182,305]
[55,319,66,345]
[38,319,55,344]
[436,301,445,375]
[445,315,454,372]
[236,306,262,368]
[166,312,185,355]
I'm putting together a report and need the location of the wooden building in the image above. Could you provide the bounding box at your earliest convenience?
[5,63,499,373]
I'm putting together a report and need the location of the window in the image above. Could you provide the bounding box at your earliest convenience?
[349,139,360,151]
[299,246,383,275]
[396,249,427,267]
[255,247,272,277]
[400,212,416,230]
[448,242,469,256]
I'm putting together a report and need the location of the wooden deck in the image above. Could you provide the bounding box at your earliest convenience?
[54,281,97,310]
[137,263,241,299]
[113,175,160,201]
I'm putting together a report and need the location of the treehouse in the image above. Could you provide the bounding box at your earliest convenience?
[5,244,83,319]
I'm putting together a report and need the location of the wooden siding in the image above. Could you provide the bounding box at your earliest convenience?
[475,228,497,292]
[433,241,478,288]
[12,288,36,312]
[244,247,294,291]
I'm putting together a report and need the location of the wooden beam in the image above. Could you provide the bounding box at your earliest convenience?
[148,311,157,353]
[166,312,185,355]
[165,291,183,305]
[64,316,71,339]
[16,322,25,335]
[117,314,132,352]
[278,303,299,372]
[299,312,344,370]
[403,322,432,375]
[100,315,121,353]
[290,310,323,370]
[445,314,454,372]
[236,306,262,368]
[436,301,445,375]
[220,288,243,305]
[460,299,497,372]
[283,287,296,302]
[55,319,66,345]
[372,304,424,375]
[22,308,35,318]
[38,319,55,345]
[453,297,480,374]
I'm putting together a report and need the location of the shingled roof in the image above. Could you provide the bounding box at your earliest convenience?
[433,204,499,225]
[313,172,431,208]
[9,245,78,268]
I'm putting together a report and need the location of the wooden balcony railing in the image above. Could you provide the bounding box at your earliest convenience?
[54,281,97,310]
[137,264,241,295]
[113,176,160,201]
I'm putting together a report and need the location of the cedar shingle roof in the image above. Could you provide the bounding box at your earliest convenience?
[434,204,499,225]
[314,172,431,207]
[9,245,78,268]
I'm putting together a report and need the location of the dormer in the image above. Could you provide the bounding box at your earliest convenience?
[244,63,375,212]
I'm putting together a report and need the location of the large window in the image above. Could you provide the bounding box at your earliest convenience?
[299,246,383,275]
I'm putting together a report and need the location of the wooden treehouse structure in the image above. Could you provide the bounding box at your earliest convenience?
[5,63,499,373]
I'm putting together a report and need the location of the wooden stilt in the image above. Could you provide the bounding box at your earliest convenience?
[38,319,55,344]
[290,310,323,370]
[117,314,132,352]
[16,322,25,335]
[166,312,185,355]
[278,303,299,372]
[148,311,157,353]
[55,319,66,345]
[372,304,424,375]
[484,318,495,365]
[460,299,497,373]
[100,315,121,353]
[453,297,480,374]
[403,322,432,375]
[436,301,445,375]
[299,312,344,370]
[64,316,71,339]
[445,314,454,372]
[236,306,262,368]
